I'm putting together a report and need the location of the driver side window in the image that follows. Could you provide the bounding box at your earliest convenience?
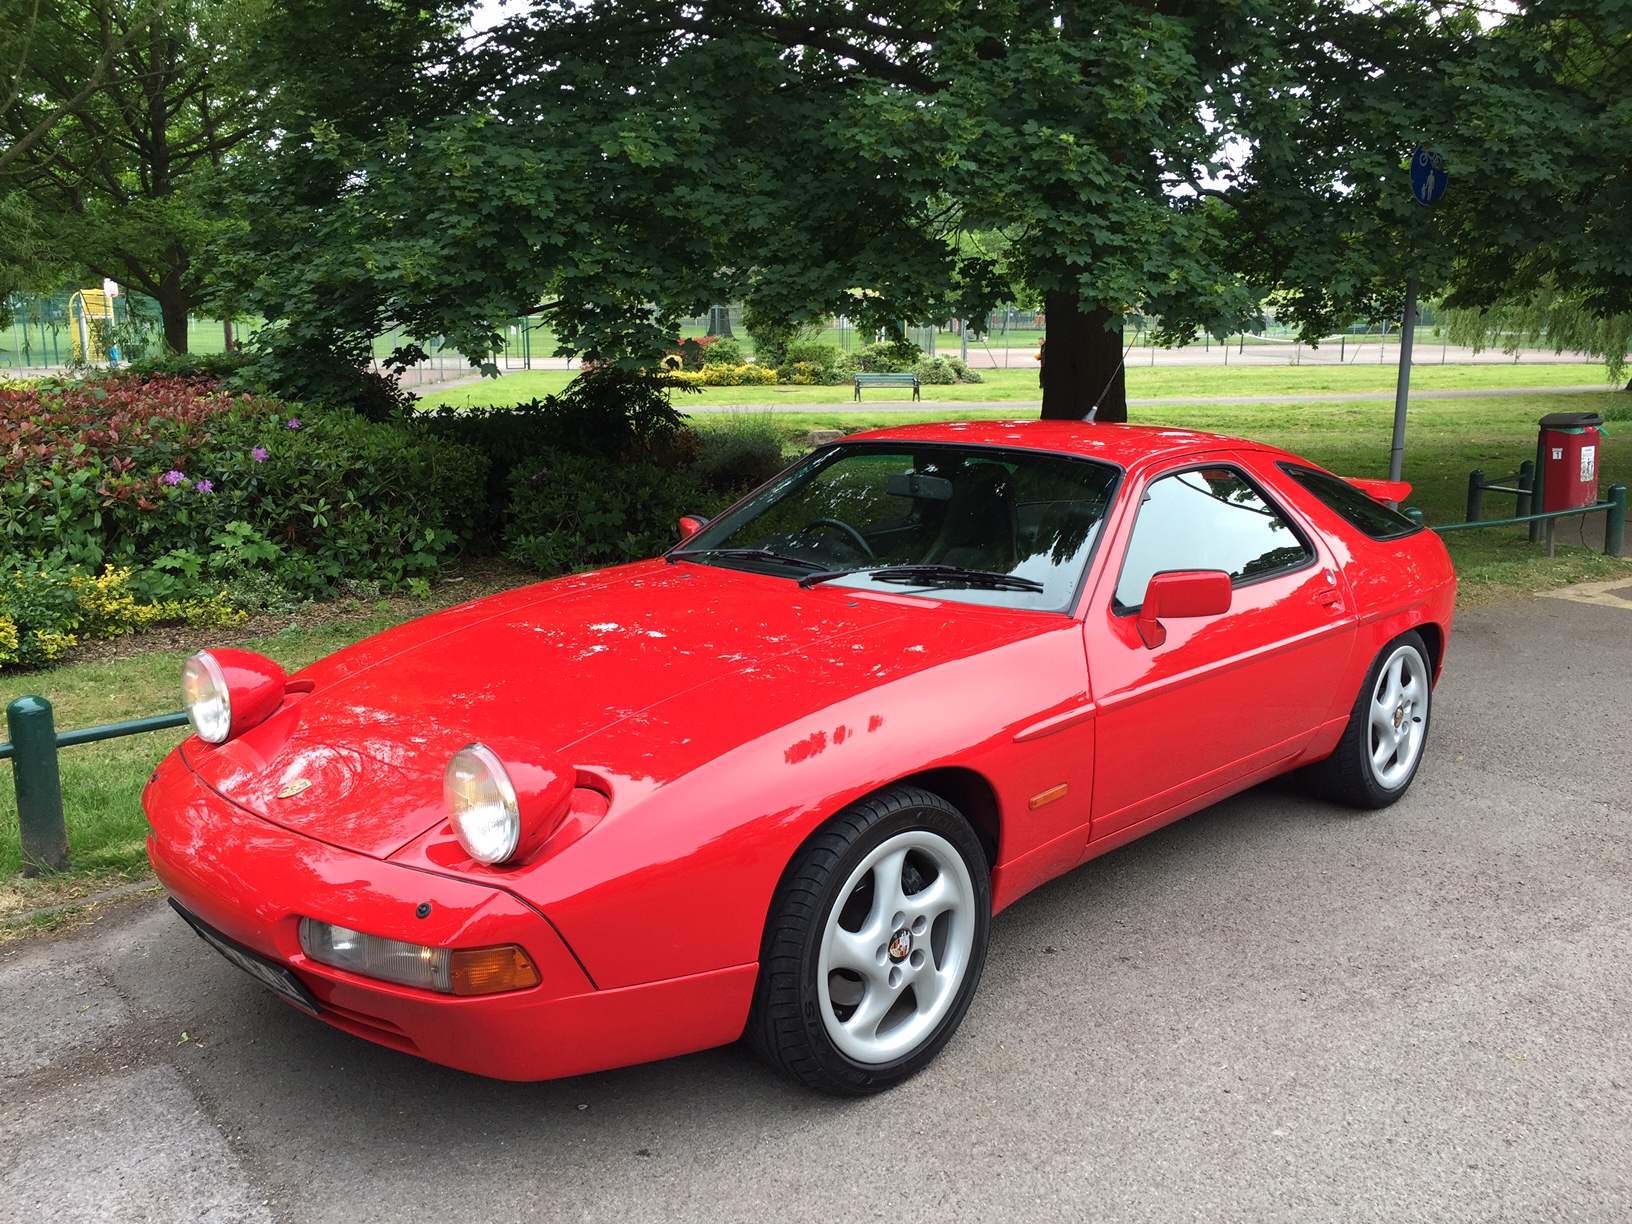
[1113,466,1311,610]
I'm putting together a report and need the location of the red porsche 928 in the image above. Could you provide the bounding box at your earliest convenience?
[146,420,1455,1095]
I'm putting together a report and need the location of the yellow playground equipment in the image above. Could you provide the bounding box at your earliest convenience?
[69,289,117,363]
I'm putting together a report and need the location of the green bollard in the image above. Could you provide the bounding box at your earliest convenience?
[1529,440,1547,544]
[1466,469,1484,523]
[7,696,68,874]
[1516,460,1533,519]
[1606,485,1627,557]
[1404,507,1425,528]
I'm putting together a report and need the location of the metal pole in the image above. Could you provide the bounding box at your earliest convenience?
[1466,470,1484,523]
[1387,275,1418,483]
[1516,460,1534,519]
[1530,437,1547,544]
[1605,485,1627,557]
[7,697,67,874]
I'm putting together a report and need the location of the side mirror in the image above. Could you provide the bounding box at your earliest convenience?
[1137,570,1232,649]
[678,513,709,540]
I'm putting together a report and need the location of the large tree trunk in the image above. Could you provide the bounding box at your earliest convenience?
[1040,293,1127,422]
[158,280,190,354]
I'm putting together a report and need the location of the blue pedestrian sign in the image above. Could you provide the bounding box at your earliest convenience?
[1410,146,1448,205]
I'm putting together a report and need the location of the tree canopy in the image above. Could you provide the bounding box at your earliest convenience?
[0,0,261,351]
[215,0,1631,413]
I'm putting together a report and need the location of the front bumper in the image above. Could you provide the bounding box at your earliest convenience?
[144,749,756,1081]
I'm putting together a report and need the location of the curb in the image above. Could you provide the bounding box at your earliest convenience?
[3,878,165,925]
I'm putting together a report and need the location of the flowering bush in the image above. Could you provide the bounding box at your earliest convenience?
[0,373,488,666]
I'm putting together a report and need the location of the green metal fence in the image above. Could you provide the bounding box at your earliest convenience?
[1,697,187,874]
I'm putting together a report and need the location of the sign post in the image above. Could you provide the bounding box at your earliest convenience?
[1389,147,1448,484]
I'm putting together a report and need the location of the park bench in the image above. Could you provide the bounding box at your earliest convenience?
[853,371,921,401]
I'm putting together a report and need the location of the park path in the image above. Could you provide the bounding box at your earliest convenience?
[709,383,1615,413]
[3,584,1632,1222]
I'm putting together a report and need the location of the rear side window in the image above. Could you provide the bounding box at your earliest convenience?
[1113,466,1312,610]
[1278,464,1422,540]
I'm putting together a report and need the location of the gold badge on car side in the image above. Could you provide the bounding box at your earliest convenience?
[276,778,312,799]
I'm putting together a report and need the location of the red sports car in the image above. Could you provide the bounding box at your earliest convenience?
[146,421,1455,1094]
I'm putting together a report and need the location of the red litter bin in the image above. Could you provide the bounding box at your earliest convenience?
[1538,411,1603,512]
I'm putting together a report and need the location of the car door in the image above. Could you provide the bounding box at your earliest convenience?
[1083,454,1357,844]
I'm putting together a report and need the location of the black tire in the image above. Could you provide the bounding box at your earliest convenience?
[746,785,991,1096]
[1302,630,1433,809]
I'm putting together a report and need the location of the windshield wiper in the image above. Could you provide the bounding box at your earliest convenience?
[667,547,829,573]
[868,565,1045,592]
[797,567,865,588]
[801,564,1045,592]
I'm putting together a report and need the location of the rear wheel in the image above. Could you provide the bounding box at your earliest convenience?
[1304,631,1433,808]
[747,786,990,1095]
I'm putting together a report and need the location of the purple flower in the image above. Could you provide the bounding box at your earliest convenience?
[286,418,302,430]
[162,470,186,486]
[195,480,214,494]
[251,446,269,463]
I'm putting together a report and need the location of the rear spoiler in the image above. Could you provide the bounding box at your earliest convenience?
[1343,477,1412,505]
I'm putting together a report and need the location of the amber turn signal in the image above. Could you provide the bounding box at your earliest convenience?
[449,945,540,996]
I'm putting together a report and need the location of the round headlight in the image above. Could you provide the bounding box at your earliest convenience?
[181,648,289,745]
[445,743,521,865]
[182,651,232,743]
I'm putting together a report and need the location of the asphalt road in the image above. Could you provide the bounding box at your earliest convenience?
[4,585,1631,1223]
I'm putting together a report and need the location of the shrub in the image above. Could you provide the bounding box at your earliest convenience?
[420,368,700,546]
[670,364,777,387]
[672,336,719,370]
[692,418,788,497]
[0,564,243,671]
[701,337,744,366]
[743,316,801,368]
[780,342,844,384]
[504,451,708,576]
[844,339,922,373]
[125,350,254,381]
[915,357,959,385]
[1,373,489,604]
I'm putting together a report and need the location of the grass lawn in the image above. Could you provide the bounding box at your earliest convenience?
[5,385,1630,909]
[0,614,419,914]
[416,360,1619,412]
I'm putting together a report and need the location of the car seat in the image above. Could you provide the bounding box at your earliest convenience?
[924,463,1017,570]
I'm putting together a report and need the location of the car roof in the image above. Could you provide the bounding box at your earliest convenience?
[840,419,1271,471]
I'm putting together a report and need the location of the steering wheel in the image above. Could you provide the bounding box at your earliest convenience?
[798,517,876,561]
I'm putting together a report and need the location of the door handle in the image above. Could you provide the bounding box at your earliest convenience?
[1315,569,1344,612]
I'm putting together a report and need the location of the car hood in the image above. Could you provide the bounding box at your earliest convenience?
[184,560,967,858]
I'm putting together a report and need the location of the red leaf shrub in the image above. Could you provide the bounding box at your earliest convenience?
[0,375,278,487]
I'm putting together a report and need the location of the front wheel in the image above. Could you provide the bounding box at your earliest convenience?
[746,786,990,1095]
[1303,630,1433,809]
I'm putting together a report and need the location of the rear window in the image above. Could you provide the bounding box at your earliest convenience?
[1278,464,1422,541]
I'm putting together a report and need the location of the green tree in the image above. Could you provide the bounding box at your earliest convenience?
[1438,0,1631,379]
[0,0,260,352]
[225,0,1620,418]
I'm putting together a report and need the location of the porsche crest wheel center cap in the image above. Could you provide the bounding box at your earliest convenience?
[888,927,912,962]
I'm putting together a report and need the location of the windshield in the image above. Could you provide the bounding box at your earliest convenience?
[673,442,1120,612]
